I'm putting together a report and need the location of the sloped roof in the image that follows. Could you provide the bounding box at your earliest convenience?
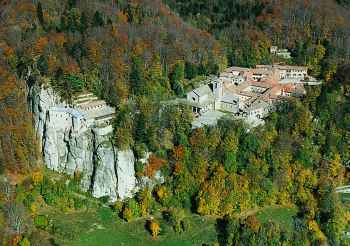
[50,107,86,119]
[85,106,115,120]
[193,84,213,97]
[221,90,240,103]
[248,100,270,111]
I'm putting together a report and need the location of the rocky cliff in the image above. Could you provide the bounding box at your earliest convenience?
[27,83,136,201]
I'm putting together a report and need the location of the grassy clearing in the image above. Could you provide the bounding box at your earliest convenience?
[255,206,298,231]
[47,206,298,246]
[47,209,218,246]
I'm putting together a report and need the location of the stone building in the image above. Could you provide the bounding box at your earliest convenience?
[270,46,292,59]
[185,64,319,126]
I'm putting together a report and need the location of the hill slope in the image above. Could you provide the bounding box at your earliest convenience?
[165,0,350,77]
[0,0,225,174]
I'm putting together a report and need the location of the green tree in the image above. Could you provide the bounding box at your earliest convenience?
[37,2,44,26]
[185,62,198,79]
[93,11,105,27]
[79,12,88,33]
[130,56,146,95]
[171,62,185,96]
[221,132,238,173]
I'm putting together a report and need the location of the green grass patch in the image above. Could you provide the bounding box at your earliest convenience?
[47,208,218,246]
[256,206,298,231]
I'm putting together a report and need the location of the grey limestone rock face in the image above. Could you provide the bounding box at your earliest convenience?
[28,84,137,201]
[28,85,61,148]
[116,150,137,199]
[91,128,118,200]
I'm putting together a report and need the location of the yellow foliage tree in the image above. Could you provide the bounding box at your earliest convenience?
[122,207,133,222]
[329,153,345,184]
[156,186,168,204]
[31,170,43,185]
[148,220,160,239]
[308,220,327,242]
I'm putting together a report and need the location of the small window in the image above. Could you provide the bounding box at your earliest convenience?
[192,97,196,101]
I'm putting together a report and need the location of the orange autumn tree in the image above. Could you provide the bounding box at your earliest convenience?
[148,220,160,239]
[145,155,166,177]
[172,145,185,174]
[0,64,38,175]
[34,36,49,56]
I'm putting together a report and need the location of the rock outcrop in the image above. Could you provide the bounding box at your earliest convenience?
[28,83,136,201]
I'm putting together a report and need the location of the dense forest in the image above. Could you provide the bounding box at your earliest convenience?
[165,0,350,78]
[0,0,225,174]
[0,0,350,245]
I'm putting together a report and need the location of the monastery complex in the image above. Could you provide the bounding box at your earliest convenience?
[186,64,321,127]
[48,93,115,133]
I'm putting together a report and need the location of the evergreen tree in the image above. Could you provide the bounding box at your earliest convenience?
[130,57,146,95]
[171,62,185,83]
[185,62,198,79]
[68,0,77,9]
[93,11,105,27]
[37,2,44,26]
[79,12,88,34]
[171,62,185,96]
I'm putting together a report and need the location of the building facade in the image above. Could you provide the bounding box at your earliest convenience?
[185,64,318,126]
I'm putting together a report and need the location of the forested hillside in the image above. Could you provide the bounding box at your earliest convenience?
[0,0,224,175]
[0,0,350,245]
[165,0,350,79]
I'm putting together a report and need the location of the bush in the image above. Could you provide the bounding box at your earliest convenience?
[19,237,30,246]
[73,197,85,209]
[121,198,141,221]
[122,207,133,222]
[99,196,110,204]
[134,161,145,177]
[112,200,123,214]
[97,207,113,223]
[155,186,169,206]
[34,215,49,230]
[134,143,148,160]
[23,194,35,208]
[163,208,187,233]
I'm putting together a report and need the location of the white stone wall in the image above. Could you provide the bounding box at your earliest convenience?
[187,91,199,103]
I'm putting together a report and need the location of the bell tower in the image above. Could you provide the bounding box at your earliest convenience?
[212,78,223,99]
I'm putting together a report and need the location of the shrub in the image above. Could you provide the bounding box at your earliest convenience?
[112,200,123,214]
[99,196,110,204]
[97,207,113,223]
[134,143,148,160]
[134,161,145,177]
[73,197,85,209]
[155,186,169,205]
[31,171,43,186]
[122,207,133,222]
[23,194,35,208]
[164,208,187,233]
[34,215,49,230]
[19,237,30,246]
[73,170,82,183]
[121,198,141,221]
